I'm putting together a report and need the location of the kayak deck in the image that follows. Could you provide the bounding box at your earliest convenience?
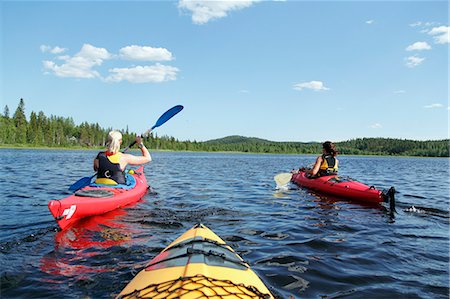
[117,223,274,299]
[291,171,394,206]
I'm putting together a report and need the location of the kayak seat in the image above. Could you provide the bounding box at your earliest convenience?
[89,173,137,190]
[94,178,118,185]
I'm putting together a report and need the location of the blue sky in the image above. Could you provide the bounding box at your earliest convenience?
[1,0,448,142]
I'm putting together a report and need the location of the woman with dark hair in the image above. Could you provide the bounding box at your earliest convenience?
[307,141,339,177]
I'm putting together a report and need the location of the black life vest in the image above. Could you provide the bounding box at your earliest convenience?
[96,152,126,184]
[318,154,338,176]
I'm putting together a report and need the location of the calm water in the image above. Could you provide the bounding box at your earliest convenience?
[0,149,449,298]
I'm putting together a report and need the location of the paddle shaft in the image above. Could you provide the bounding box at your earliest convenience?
[124,105,183,151]
[124,128,154,152]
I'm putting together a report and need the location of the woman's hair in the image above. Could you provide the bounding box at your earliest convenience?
[322,141,338,156]
[107,130,122,153]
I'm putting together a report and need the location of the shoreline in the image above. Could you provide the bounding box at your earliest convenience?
[0,145,446,158]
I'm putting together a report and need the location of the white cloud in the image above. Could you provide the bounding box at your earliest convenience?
[43,44,111,78]
[404,55,425,68]
[105,64,179,83]
[40,45,67,54]
[370,123,382,129]
[424,103,444,109]
[119,45,173,61]
[394,90,406,94]
[42,44,180,83]
[178,0,258,25]
[366,20,374,25]
[405,41,431,51]
[293,80,329,91]
[78,44,111,61]
[427,26,449,44]
[409,21,438,28]
[43,60,100,78]
[40,45,51,52]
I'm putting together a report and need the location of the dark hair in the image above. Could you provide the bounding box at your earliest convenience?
[322,141,338,156]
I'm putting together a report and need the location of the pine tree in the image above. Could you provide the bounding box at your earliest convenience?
[3,105,10,118]
[13,98,27,144]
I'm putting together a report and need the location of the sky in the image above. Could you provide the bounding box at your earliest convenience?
[1,0,448,142]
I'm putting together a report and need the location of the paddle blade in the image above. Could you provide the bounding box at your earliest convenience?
[151,105,184,130]
[274,173,292,187]
[124,105,184,151]
[68,175,94,191]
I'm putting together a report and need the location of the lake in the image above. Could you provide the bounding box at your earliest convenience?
[0,149,449,298]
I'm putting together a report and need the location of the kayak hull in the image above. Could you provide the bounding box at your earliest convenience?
[291,171,385,204]
[118,223,274,299]
[48,166,148,230]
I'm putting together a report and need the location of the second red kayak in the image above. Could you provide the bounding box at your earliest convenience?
[291,171,395,207]
[48,166,148,230]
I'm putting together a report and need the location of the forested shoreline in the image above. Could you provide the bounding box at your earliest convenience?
[1,99,449,157]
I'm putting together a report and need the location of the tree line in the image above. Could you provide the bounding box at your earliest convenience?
[202,135,449,157]
[1,99,448,157]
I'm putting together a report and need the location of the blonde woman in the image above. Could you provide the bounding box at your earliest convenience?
[93,130,151,184]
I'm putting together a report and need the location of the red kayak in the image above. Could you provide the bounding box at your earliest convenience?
[291,171,395,207]
[48,166,148,230]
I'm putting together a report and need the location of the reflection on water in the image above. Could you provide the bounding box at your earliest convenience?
[40,208,135,280]
[0,149,449,299]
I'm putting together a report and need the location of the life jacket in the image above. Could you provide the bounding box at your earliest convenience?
[318,154,338,176]
[95,151,126,184]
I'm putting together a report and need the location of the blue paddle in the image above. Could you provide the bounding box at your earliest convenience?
[123,105,184,152]
[68,174,96,191]
[68,105,184,191]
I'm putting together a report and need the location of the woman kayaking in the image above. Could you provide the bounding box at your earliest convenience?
[93,130,151,184]
[294,141,339,178]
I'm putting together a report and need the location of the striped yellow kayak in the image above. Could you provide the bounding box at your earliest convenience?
[117,223,274,299]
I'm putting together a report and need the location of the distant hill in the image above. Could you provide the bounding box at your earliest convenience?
[206,135,318,145]
[201,135,322,155]
[205,135,274,144]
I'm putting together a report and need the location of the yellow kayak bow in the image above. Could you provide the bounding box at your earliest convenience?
[117,223,274,299]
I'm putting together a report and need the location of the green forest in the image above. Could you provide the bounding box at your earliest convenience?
[1,99,449,157]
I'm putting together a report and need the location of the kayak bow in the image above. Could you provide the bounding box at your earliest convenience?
[117,223,274,299]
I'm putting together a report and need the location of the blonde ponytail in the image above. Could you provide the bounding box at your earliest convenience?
[107,130,122,153]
